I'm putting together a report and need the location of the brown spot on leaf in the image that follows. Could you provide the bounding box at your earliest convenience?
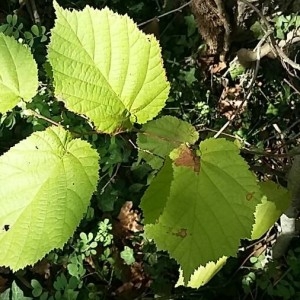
[174,145,200,173]
[173,228,188,238]
[246,192,255,201]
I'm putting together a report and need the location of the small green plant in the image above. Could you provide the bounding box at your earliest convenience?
[120,246,135,265]
[0,14,47,46]
[67,255,86,280]
[0,14,22,38]
[76,232,99,257]
[31,273,80,300]
[274,14,300,39]
[242,246,300,299]
[67,219,113,279]
[95,219,113,247]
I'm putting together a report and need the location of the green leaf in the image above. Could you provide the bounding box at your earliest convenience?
[0,33,38,113]
[31,25,40,36]
[48,1,170,134]
[175,256,227,288]
[144,138,261,283]
[0,290,10,300]
[31,279,43,298]
[12,15,18,27]
[24,31,33,40]
[0,24,9,33]
[120,246,135,265]
[251,181,290,239]
[0,126,99,270]
[229,61,246,80]
[184,15,197,37]
[250,21,264,39]
[140,158,173,224]
[137,116,199,169]
[6,15,13,24]
[41,35,47,43]
[0,281,32,300]
[181,68,197,86]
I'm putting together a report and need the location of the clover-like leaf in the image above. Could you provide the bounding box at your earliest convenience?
[0,33,38,113]
[48,2,170,134]
[0,126,99,270]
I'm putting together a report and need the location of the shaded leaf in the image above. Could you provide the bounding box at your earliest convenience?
[137,116,198,169]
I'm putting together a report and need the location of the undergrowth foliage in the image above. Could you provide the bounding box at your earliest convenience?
[0,0,291,293]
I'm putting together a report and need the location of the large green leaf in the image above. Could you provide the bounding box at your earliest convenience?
[0,33,38,113]
[251,181,290,239]
[0,126,99,270]
[48,2,170,134]
[137,116,199,169]
[144,138,261,283]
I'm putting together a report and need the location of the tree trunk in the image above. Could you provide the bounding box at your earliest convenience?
[190,0,300,58]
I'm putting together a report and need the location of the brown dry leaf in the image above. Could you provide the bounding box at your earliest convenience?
[173,145,200,173]
[210,61,227,74]
[130,262,150,289]
[198,55,215,71]
[85,256,95,269]
[117,201,143,234]
[113,282,134,296]
[218,85,246,120]
[113,262,151,297]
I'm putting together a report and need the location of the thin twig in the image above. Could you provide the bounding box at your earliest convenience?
[283,78,300,95]
[26,0,40,24]
[214,28,272,138]
[100,163,121,194]
[242,148,300,158]
[247,29,273,89]
[215,0,300,138]
[198,127,251,146]
[239,0,300,71]
[138,1,192,27]
[272,123,292,165]
[128,138,165,160]
[28,109,61,127]
[239,0,271,30]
